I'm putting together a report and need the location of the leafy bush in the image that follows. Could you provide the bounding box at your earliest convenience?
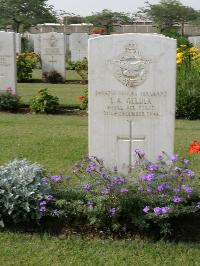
[17,52,39,82]
[79,88,88,110]
[176,45,200,120]
[0,160,50,227]
[43,70,65,83]
[0,88,20,112]
[68,59,88,84]
[48,152,199,238]
[30,88,59,114]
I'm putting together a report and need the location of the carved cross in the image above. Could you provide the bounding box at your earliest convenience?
[117,120,145,173]
[48,56,57,68]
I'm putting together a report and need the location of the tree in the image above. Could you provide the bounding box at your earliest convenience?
[84,9,133,34]
[0,0,57,32]
[63,14,84,25]
[139,0,199,36]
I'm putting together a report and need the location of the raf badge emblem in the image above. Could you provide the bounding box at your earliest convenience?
[107,41,151,88]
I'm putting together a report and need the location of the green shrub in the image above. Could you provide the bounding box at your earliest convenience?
[0,89,20,112]
[43,70,65,83]
[0,160,50,227]
[176,45,200,120]
[30,88,59,114]
[17,52,39,82]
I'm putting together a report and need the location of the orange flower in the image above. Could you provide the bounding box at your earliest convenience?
[188,141,200,154]
[79,96,84,101]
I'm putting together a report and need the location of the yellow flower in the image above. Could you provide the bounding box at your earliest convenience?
[180,44,187,48]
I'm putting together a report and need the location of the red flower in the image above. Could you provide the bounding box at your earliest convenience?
[188,141,200,154]
[79,96,84,101]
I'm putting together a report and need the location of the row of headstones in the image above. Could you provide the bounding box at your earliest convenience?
[0,31,181,175]
[25,32,90,62]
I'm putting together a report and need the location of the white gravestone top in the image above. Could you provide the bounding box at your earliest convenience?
[89,34,177,174]
[0,31,17,93]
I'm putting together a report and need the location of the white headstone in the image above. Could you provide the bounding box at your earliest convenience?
[65,35,70,57]
[188,36,200,49]
[0,32,17,93]
[15,33,21,53]
[33,34,41,54]
[89,34,176,174]
[69,33,88,61]
[41,32,66,81]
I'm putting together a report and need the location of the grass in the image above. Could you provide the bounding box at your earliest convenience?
[0,114,199,174]
[0,114,199,265]
[0,232,200,266]
[18,83,86,107]
[17,69,86,107]
[0,114,88,174]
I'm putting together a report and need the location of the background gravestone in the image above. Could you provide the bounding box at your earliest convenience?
[69,33,89,61]
[15,33,21,53]
[188,36,200,49]
[89,34,177,174]
[33,34,41,54]
[41,32,66,81]
[0,31,17,93]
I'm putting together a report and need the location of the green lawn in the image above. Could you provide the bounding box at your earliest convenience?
[17,69,86,107]
[0,232,199,266]
[0,114,199,265]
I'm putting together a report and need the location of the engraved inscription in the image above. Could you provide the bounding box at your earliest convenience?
[95,89,167,118]
[45,48,60,54]
[107,42,151,88]
[0,56,11,66]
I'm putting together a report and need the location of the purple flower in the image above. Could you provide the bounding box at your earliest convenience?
[173,196,184,203]
[39,206,46,213]
[52,209,59,216]
[84,184,92,191]
[154,207,170,214]
[161,207,170,214]
[181,185,193,194]
[86,162,97,172]
[153,207,163,214]
[113,165,118,172]
[140,173,155,182]
[147,188,153,193]
[184,169,195,178]
[87,201,93,209]
[157,183,171,192]
[157,155,163,161]
[102,187,111,194]
[39,200,47,206]
[171,154,179,162]
[143,206,150,213]
[47,194,53,202]
[175,167,181,172]
[50,175,62,182]
[183,159,190,165]
[101,172,110,179]
[174,188,181,194]
[110,208,116,216]
[120,188,129,193]
[196,202,200,209]
[41,178,49,185]
[148,164,158,171]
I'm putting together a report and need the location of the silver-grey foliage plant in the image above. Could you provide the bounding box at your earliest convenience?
[0,160,50,227]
